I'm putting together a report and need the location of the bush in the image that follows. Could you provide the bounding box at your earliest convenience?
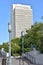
[40,43,43,53]
[13,53,20,56]
[24,48,31,52]
[39,35,43,53]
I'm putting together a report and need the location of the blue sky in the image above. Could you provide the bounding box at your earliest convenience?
[0,0,43,44]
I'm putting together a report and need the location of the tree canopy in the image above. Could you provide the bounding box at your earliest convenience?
[0,22,43,55]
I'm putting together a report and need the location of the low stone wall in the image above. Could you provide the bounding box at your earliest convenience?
[25,52,43,64]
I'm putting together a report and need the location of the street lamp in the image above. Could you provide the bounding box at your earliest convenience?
[21,31,24,57]
[8,23,11,65]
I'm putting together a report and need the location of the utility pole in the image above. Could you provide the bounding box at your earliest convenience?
[21,31,24,57]
[8,23,11,65]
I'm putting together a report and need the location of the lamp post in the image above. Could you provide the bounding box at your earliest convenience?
[8,23,11,65]
[21,31,24,57]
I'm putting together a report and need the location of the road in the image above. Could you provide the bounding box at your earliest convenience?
[0,57,40,65]
[6,57,30,65]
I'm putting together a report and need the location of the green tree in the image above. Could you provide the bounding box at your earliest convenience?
[1,22,43,55]
[3,42,8,52]
[40,34,43,53]
[11,38,21,55]
[25,22,43,50]
[0,45,3,49]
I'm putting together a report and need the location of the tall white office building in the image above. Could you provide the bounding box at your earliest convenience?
[11,4,32,39]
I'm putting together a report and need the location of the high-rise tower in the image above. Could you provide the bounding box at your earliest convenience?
[11,4,32,39]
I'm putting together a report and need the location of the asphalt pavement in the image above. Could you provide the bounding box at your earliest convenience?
[0,57,41,65]
[6,57,30,65]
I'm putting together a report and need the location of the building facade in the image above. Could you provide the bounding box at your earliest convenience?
[11,4,32,39]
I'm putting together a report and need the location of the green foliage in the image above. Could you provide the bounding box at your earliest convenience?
[11,38,21,55]
[25,23,43,50]
[24,48,31,52]
[0,22,43,55]
[13,53,20,56]
[39,34,43,53]
[0,45,3,49]
[3,42,8,52]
